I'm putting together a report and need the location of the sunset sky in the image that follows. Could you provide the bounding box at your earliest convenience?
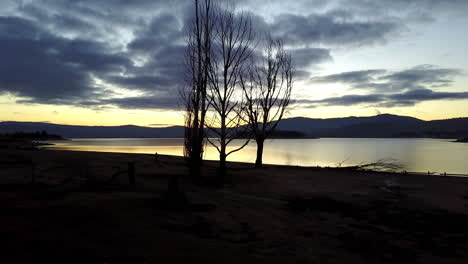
[1,0,467,126]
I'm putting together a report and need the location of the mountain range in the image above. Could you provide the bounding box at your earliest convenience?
[1,114,467,139]
[275,114,468,138]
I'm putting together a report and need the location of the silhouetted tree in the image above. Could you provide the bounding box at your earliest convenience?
[182,0,215,178]
[205,8,254,178]
[241,38,293,168]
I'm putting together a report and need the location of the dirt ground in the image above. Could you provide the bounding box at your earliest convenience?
[1,149,468,263]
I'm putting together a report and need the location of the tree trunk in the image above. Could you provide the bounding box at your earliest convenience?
[219,139,226,180]
[255,138,264,168]
[219,152,226,178]
[219,111,227,180]
[190,156,201,180]
[188,117,204,180]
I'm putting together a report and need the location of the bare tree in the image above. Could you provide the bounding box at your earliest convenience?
[205,9,254,178]
[241,38,293,168]
[182,0,215,178]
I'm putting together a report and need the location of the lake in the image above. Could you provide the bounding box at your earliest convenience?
[44,138,468,175]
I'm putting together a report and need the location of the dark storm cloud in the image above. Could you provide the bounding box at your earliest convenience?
[1,0,465,111]
[128,13,184,54]
[19,4,97,35]
[341,0,468,15]
[56,39,131,73]
[0,17,92,102]
[381,65,462,90]
[312,70,386,84]
[109,44,186,93]
[294,70,315,81]
[311,65,462,92]
[289,48,332,68]
[288,48,332,80]
[319,0,468,27]
[106,75,174,91]
[80,94,180,110]
[385,89,468,107]
[297,94,383,107]
[146,44,186,77]
[0,16,132,104]
[1,0,188,110]
[18,0,188,24]
[102,96,180,110]
[16,0,191,49]
[270,12,400,46]
[18,2,124,41]
[295,89,468,108]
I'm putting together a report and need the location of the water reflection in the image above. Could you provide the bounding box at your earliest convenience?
[45,138,468,174]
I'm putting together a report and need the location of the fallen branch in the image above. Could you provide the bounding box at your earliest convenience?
[354,158,404,172]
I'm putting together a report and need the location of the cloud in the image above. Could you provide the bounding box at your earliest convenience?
[270,11,401,46]
[289,48,332,68]
[80,93,180,110]
[0,0,466,113]
[384,88,468,107]
[18,4,100,38]
[381,65,462,90]
[310,65,462,92]
[312,69,386,85]
[294,89,468,108]
[0,16,131,104]
[108,44,186,93]
[295,94,384,107]
[0,17,92,102]
[127,13,184,54]
[340,0,468,17]
[9,0,189,109]
[106,75,173,91]
[0,4,186,109]
[304,65,467,108]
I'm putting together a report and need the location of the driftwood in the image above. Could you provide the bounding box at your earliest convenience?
[353,159,404,172]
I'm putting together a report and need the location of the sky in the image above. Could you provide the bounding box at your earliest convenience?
[0,0,467,126]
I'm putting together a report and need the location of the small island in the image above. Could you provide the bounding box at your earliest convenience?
[0,131,65,150]
[455,137,468,143]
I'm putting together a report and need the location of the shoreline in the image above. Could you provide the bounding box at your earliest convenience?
[40,147,468,178]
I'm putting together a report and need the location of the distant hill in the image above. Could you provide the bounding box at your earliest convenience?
[0,122,185,138]
[275,114,468,138]
[1,114,468,139]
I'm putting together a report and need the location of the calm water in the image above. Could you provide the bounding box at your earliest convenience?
[44,138,468,174]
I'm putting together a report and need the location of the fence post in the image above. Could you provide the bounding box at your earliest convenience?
[128,162,136,187]
[31,162,35,185]
[155,152,159,166]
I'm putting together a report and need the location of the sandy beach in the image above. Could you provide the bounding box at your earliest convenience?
[1,148,468,263]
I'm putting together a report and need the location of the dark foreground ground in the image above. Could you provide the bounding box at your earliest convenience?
[1,149,468,263]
